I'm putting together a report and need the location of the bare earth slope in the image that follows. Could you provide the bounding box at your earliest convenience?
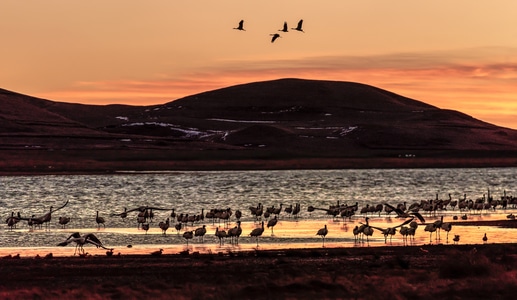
[2,78,517,174]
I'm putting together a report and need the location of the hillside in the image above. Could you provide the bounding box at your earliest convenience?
[1,78,517,174]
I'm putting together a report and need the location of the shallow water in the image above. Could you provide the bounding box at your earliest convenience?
[1,168,517,257]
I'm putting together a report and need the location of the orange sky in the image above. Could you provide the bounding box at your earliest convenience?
[1,1,517,128]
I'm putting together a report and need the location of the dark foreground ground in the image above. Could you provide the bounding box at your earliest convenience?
[1,243,517,299]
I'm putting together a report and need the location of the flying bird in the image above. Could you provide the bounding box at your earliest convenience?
[58,232,112,255]
[270,33,281,43]
[279,21,288,32]
[291,19,304,32]
[233,20,245,31]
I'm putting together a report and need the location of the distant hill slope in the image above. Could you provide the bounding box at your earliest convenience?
[1,78,517,173]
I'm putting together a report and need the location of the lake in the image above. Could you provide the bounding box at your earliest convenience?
[2,168,516,256]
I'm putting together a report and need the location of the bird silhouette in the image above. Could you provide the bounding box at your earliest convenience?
[58,216,70,229]
[267,216,278,235]
[151,248,163,256]
[483,233,488,243]
[183,231,194,246]
[250,221,265,246]
[233,20,245,31]
[279,21,288,32]
[58,232,112,255]
[270,33,281,43]
[291,19,304,32]
[453,234,460,244]
[316,224,328,247]
[194,225,207,242]
[96,211,105,228]
[159,217,170,235]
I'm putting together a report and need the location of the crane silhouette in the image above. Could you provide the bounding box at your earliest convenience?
[270,33,281,43]
[291,19,304,32]
[316,224,328,247]
[279,21,288,32]
[58,232,112,255]
[233,20,245,31]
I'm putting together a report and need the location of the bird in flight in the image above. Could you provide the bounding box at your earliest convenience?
[292,19,304,32]
[270,33,281,43]
[233,20,245,31]
[279,21,288,32]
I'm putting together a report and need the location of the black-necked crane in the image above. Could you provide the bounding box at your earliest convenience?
[483,233,488,243]
[279,21,288,32]
[233,20,245,31]
[267,216,278,235]
[424,223,437,243]
[270,33,281,43]
[361,218,374,245]
[183,230,194,246]
[441,222,452,242]
[316,224,328,247]
[58,216,70,229]
[215,227,227,246]
[58,232,112,255]
[194,225,207,243]
[291,19,304,32]
[96,211,106,228]
[159,217,170,235]
[141,223,150,234]
[250,221,265,246]
[174,222,182,235]
[228,221,242,244]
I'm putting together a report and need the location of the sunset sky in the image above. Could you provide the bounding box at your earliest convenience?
[1,1,517,128]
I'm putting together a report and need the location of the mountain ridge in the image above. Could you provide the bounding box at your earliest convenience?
[1,78,516,174]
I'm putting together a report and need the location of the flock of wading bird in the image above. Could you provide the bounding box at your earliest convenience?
[4,190,517,256]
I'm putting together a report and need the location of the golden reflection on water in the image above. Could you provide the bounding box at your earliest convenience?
[1,211,516,258]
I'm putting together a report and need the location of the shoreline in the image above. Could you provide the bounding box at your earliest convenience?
[1,243,516,299]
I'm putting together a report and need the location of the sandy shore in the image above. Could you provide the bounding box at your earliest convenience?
[1,243,517,299]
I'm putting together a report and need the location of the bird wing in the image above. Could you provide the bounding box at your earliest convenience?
[85,233,102,246]
[410,212,426,223]
[51,199,70,213]
[239,20,244,27]
[369,225,387,233]
[393,218,414,229]
[282,22,288,31]
[383,202,406,217]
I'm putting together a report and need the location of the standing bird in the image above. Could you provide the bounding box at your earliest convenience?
[279,21,288,32]
[58,216,70,229]
[96,211,106,229]
[267,216,278,235]
[215,227,227,246]
[233,20,245,31]
[250,221,265,246]
[483,233,488,243]
[141,223,150,234]
[159,217,170,235]
[270,33,281,43]
[441,222,452,243]
[291,19,305,32]
[316,224,328,247]
[194,225,207,243]
[183,230,194,246]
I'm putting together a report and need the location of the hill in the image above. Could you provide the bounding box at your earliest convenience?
[1,78,517,174]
